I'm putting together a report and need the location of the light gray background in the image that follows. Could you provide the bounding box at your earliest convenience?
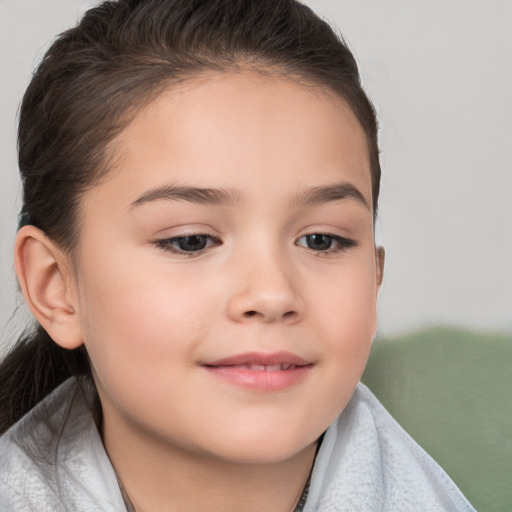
[1,0,511,352]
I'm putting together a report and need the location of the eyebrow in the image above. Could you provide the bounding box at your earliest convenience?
[130,184,242,208]
[129,181,369,210]
[291,182,370,209]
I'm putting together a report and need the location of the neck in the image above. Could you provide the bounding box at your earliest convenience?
[102,413,318,512]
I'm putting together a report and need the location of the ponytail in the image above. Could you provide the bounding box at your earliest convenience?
[0,326,90,434]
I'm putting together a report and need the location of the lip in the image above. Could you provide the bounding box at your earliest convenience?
[200,351,313,392]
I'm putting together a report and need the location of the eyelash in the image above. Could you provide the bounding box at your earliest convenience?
[153,234,222,256]
[296,233,357,255]
[153,233,357,257]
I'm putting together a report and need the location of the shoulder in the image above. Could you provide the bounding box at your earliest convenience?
[304,383,476,512]
[0,378,77,511]
[0,378,125,512]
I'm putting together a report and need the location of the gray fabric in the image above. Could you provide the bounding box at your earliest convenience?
[303,385,475,512]
[0,378,475,511]
[0,378,124,511]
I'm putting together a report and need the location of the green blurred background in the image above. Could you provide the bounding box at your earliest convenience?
[362,327,512,512]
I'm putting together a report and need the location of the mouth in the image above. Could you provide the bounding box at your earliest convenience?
[200,351,313,392]
[217,362,301,371]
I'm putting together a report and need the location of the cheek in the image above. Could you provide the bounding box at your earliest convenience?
[76,264,218,427]
[76,257,218,375]
[314,257,377,333]
[310,260,377,388]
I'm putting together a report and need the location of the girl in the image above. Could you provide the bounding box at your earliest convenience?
[0,1,474,510]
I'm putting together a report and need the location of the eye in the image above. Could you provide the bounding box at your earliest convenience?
[154,234,222,255]
[296,233,356,253]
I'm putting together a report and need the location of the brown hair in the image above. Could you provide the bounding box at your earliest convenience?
[0,0,380,432]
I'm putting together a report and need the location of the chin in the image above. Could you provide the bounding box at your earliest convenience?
[198,429,320,466]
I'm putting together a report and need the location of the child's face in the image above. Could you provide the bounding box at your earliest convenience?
[73,71,382,463]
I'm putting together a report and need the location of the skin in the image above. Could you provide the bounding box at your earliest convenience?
[16,70,384,511]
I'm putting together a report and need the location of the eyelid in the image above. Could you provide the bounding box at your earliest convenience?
[153,233,222,256]
[150,226,356,257]
[295,232,357,254]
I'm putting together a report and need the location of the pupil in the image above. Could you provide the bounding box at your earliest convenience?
[179,235,207,251]
[308,234,332,250]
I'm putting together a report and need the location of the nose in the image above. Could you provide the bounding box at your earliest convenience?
[226,249,304,325]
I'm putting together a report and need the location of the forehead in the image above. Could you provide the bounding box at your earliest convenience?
[93,70,372,210]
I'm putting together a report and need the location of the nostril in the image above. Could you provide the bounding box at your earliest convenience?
[241,310,298,321]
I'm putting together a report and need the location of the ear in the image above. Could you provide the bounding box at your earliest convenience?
[370,245,385,339]
[375,246,385,290]
[14,225,83,349]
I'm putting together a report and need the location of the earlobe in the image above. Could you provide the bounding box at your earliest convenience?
[14,226,83,350]
[375,246,385,289]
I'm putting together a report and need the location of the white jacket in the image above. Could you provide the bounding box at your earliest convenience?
[0,378,475,511]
